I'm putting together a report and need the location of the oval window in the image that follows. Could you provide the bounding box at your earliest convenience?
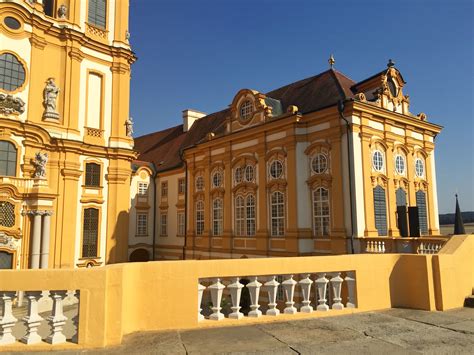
[0,53,26,92]
[4,17,21,30]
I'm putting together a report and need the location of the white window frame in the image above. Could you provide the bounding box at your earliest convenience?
[372,150,384,172]
[239,100,253,121]
[212,198,223,236]
[311,153,328,174]
[136,212,148,236]
[177,211,185,236]
[138,182,149,196]
[160,213,168,236]
[415,158,425,178]
[313,187,330,237]
[161,181,168,197]
[244,165,255,182]
[235,196,245,236]
[270,191,285,237]
[395,155,405,175]
[269,160,284,180]
[212,170,223,188]
[178,178,186,195]
[196,176,204,191]
[196,200,204,235]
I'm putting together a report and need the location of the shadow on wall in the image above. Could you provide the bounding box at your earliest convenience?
[106,210,130,264]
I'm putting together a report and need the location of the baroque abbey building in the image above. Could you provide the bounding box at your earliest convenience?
[0,0,135,269]
[129,59,442,261]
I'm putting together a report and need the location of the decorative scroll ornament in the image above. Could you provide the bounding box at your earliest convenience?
[58,4,67,19]
[43,78,60,120]
[33,152,48,179]
[0,94,25,115]
[0,232,18,250]
[125,117,134,137]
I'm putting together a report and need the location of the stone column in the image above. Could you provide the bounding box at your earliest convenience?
[40,211,53,269]
[30,211,42,269]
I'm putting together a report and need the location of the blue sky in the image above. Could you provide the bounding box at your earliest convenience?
[129,0,473,214]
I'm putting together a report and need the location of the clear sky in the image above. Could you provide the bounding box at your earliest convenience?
[129,0,473,214]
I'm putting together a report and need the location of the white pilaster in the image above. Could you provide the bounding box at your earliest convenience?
[40,211,52,269]
[30,212,42,269]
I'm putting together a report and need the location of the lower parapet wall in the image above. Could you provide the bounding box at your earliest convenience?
[0,235,472,350]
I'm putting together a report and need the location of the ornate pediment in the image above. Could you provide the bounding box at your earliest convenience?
[0,93,25,115]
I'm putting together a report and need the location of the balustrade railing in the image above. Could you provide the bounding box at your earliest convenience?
[361,236,448,255]
[198,271,356,322]
[416,242,443,254]
[0,176,34,190]
[0,290,79,346]
[365,240,386,253]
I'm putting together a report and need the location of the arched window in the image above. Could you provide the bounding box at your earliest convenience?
[416,190,428,235]
[235,196,245,236]
[396,188,407,207]
[196,200,204,235]
[0,201,15,227]
[270,191,285,237]
[88,0,107,29]
[212,198,223,236]
[313,188,330,237]
[82,208,99,258]
[373,186,387,236]
[246,195,256,236]
[0,141,17,177]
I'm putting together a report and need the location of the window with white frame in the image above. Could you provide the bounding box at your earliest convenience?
[234,167,243,184]
[178,178,186,194]
[160,213,167,236]
[138,182,148,196]
[372,150,384,172]
[269,160,283,179]
[270,191,285,236]
[239,100,253,121]
[311,154,328,174]
[136,213,148,236]
[212,170,223,188]
[88,0,107,29]
[196,200,204,235]
[212,198,223,236]
[161,181,168,197]
[395,155,405,175]
[246,195,256,236]
[313,188,330,237]
[235,196,245,236]
[177,211,185,236]
[245,165,255,182]
[196,176,204,191]
[415,158,425,178]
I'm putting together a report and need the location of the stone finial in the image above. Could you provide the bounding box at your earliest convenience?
[387,59,395,68]
[328,54,335,69]
[58,4,67,19]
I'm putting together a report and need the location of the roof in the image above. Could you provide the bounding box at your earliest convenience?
[134,68,356,173]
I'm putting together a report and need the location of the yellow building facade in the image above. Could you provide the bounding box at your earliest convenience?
[131,61,442,260]
[0,0,135,269]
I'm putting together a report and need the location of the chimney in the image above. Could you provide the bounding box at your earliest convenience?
[182,109,206,132]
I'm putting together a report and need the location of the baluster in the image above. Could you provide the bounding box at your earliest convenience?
[247,276,262,318]
[21,291,43,345]
[0,291,17,345]
[381,241,386,253]
[46,290,68,344]
[419,242,424,254]
[344,272,356,308]
[197,282,206,321]
[315,273,329,311]
[71,290,80,343]
[377,241,382,253]
[264,276,280,316]
[282,275,297,314]
[228,278,244,319]
[209,278,225,320]
[366,241,371,253]
[330,273,344,310]
[299,274,313,313]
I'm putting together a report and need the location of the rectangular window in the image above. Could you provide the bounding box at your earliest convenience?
[270,192,285,237]
[212,198,223,236]
[373,186,388,236]
[416,190,429,235]
[161,181,168,198]
[177,211,185,236]
[313,188,330,237]
[88,0,107,29]
[196,200,204,236]
[82,208,99,258]
[178,178,186,195]
[0,141,17,177]
[136,213,148,236]
[85,163,101,187]
[86,73,103,129]
[160,213,168,236]
[138,182,149,196]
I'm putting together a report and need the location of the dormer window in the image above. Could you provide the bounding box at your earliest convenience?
[239,100,253,121]
[388,78,398,97]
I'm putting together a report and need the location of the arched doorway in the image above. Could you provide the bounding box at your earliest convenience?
[129,248,150,262]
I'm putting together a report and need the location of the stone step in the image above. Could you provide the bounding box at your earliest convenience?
[464,295,474,308]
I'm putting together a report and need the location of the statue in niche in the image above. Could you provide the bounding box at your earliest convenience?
[58,4,67,19]
[43,78,60,120]
[33,152,48,179]
[125,117,134,137]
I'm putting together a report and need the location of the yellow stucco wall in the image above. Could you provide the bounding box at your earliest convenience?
[0,235,472,351]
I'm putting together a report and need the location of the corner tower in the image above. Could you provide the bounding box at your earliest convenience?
[0,0,136,269]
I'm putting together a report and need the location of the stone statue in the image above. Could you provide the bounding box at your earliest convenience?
[125,117,134,137]
[43,78,60,119]
[0,93,25,115]
[33,152,48,179]
[58,4,67,19]
[125,30,131,41]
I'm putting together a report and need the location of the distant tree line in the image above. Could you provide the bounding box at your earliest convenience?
[439,211,474,225]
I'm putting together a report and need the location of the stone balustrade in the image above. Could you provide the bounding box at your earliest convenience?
[365,240,386,253]
[0,176,34,191]
[198,271,356,321]
[0,290,79,346]
[360,236,449,254]
[417,242,443,254]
